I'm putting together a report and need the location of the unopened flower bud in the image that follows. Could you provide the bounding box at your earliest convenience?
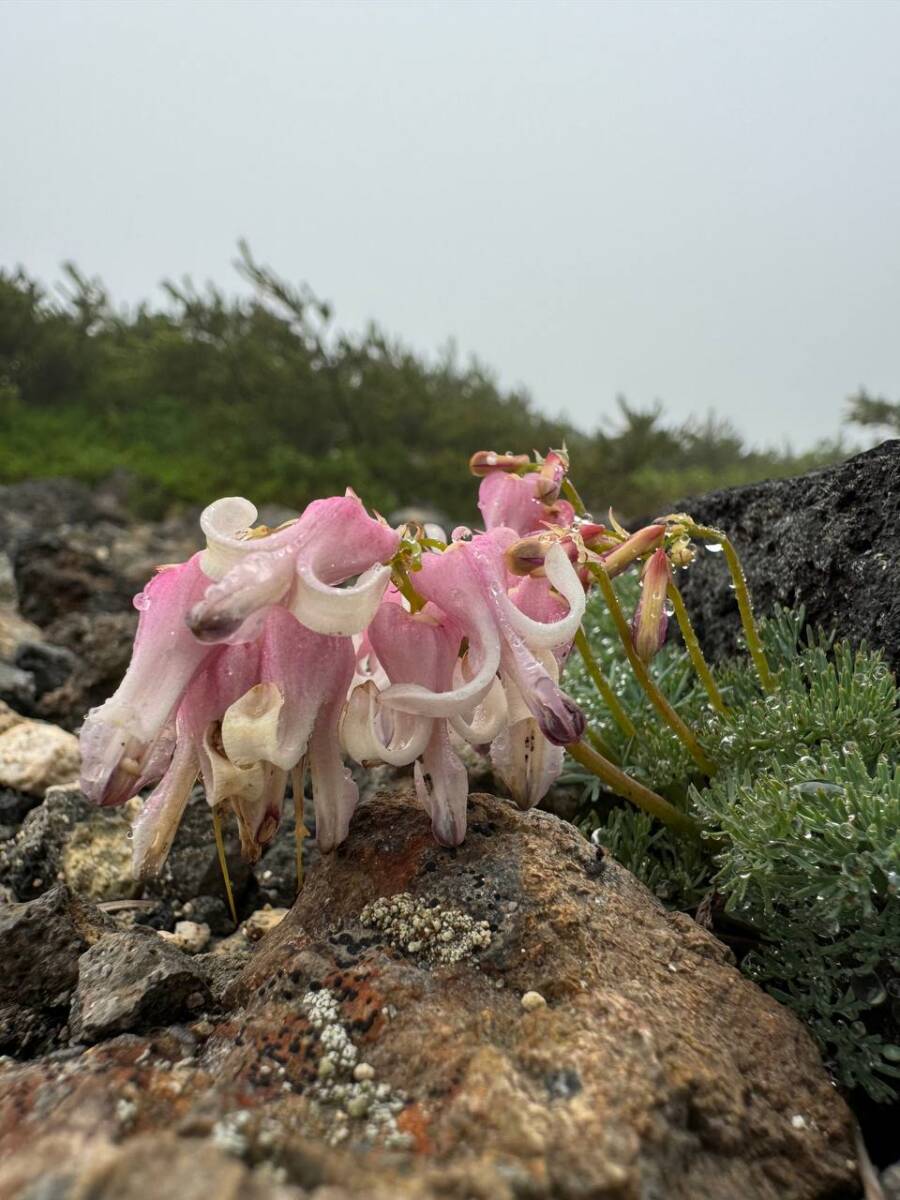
[506,534,552,577]
[600,524,666,578]
[469,450,531,477]
[631,549,672,663]
[579,523,618,554]
[668,534,696,568]
[533,450,568,502]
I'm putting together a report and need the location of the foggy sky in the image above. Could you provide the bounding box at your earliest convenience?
[2,0,899,449]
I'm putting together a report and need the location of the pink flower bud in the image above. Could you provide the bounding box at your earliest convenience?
[600,524,666,579]
[631,549,672,663]
[469,450,531,477]
[506,534,553,577]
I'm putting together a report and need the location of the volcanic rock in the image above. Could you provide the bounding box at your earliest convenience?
[677,439,900,670]
[0,788,858,1200]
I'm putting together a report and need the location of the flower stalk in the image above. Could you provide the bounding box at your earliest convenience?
[667,580,728,715]
[566,739,699,835]
[685,522,776,693]
[587,561,717,776]
[573,626,637,739]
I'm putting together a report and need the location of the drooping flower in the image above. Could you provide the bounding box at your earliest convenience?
[80,490,399,869]
[130,605,357,877]
[377,529,587,748]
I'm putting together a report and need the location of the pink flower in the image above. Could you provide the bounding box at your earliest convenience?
[377,530,586,748]
[80,491,399,872]
[131,606,357,877]
[476,451,574,536]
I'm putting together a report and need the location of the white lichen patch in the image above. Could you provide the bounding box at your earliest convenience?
[359,892,491,965]
[301,988,413,1149]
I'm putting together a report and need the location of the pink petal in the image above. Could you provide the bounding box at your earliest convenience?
[414,723,469,846]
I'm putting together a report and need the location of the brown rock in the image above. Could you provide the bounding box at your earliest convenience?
[0,789,857,1200]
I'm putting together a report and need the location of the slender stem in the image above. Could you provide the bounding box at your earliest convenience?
[567,739,700,835]
[391,561,426,612]
[212,805,238,925]
[586,724,620,763]
[667,581,728,715]
[587,563,717,776]
[687,524,776,692]
[574,626,637,739]
[562,476,589,518]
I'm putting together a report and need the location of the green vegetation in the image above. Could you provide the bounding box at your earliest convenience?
[565,583,900,1101]
[0,247,845,520]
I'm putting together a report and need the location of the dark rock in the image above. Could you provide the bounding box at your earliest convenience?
[181,894,233,936]
[0,478,107,555]
[0,786,40,826]
[14,640,80,698]
[0,884,112,1055]
[70,929,211,1043]
[677,440,900,670]
[13,532,132,627]
[37,611,138,727]
[0,660,36,713]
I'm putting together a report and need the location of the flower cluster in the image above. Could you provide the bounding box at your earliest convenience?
[85,451,670,876]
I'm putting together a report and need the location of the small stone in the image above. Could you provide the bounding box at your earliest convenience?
[0,720,80,796]
[242,907,288,942]
[353,1062,375,1081]
[159,920,211,955]
[521,990,547,1011]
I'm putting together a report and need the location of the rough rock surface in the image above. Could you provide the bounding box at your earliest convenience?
[0,789,857,1200]
[0,884,113,1055]
[70,928,211,1042]
[677,439,900,670]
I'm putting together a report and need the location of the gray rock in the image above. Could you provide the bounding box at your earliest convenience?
[70,929,210,1042]
[677,440,900,670]
[0,884,111,1055]
[0,786,40,827]
[0,660,36,713]
[14,640,80,698]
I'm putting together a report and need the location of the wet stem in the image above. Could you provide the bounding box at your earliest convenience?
[586,562,718,777]
[566,738,700,836]
[573,626,637,739]
[667,581,728,716]
[686,524,776,693]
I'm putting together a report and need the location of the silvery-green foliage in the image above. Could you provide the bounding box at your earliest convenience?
[564,586,900,1100]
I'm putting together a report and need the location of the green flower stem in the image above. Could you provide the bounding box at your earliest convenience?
[686,523,776,693]
[667,581,728,715]
[574,626,637,739]
[567,739,700,835]
[212,806,238,925]
[587,562,717,777]
[561,476,589,518]
[391,561,426,613]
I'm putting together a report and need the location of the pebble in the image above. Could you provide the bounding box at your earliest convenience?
[521,990,547,1011]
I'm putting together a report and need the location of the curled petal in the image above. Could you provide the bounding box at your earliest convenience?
[188,548,296,643]
[221,682,284,768]
[341,681,432,767]
[449,673,508,744]
[379,618,500,718]
[415,724,469,846]
[494,542,585,650]
[499,642,585,747]
[291,562,393,636]
[80,555,213,806]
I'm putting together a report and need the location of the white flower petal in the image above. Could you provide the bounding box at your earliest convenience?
[290,562,392,636]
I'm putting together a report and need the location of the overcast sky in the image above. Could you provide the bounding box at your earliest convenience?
[2,0,898,449]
